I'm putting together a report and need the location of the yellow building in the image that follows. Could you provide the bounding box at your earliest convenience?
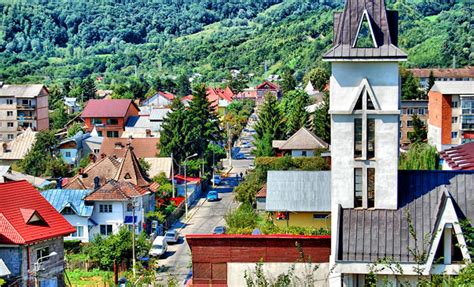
[264,170,331,231]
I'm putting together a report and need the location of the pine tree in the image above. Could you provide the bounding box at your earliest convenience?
[176,74,191,97]
[159,98,190,164]
[280,68,296,94]
[401,68,423,100]
[409,114,427,144]
[313,91,331,143]
[227,72,248,94]
[285,90,310,135]
[80,77,97,101]
[254,93,285,156]
[427,70,436,94]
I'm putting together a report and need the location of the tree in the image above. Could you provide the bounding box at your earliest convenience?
[67,122,83,137]
[159,98,190,164]
[284,90,310,135]
[80,77,97,101]
[254,93,285,156]
[408,114,427,144]
[427,70,435,92]
[399,143,439,170]
[227,72,248,94]
[280,68,296,94]
[401,68,423,100]
[176,74,191,97]
[50,101,69,130]
[303,67,329,92]
[313,91,331,143]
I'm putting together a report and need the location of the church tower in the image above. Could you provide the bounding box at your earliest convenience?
[323,0,407,282]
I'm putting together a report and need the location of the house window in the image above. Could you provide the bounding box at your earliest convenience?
[452,117,458,124]
[91,118,103,125]
[100,224,113,236]
[71,226,84,237]
[62,207,74,215]
[6,111,13,117]
[301,151,307,156]
[367,168,375,208]
[6,99,13,105]
[127,203,133,212]
[65,151,71,157]
[99,204,112,213]
[461,100,474,114]
[367,119,375,159]
[97,131,103,137]
[106,131,119,138]
[7,122,13,128]
[354,168,363,208]
[106,118,119,125]
[354,119,363,158]
[451,132,458,139]
[36,247,50,263]
[417,108,426,115]
[407,108,414,115]
[93,149,100,154]
[452,101,458,108]
[22,99,30,105]
[407,120,413,127]
[7,134,14,140]
[313,213,328,220]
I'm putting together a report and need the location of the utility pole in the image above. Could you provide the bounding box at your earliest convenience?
[171,152,175,198]
[212,150,215,188]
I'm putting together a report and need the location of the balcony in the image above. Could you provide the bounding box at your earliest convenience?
[16,104,36,110]
[17,116,36,121]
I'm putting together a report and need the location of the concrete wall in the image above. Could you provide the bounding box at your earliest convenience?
[273,212,331,230]
[428,124,442,151]
[228,262,331,287]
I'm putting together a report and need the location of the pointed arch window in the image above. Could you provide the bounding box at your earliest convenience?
[353,10,378,48]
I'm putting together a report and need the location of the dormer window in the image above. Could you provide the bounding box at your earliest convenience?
[62,207,74,215]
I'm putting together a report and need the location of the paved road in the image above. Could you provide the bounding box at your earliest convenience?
[155,177,240,285]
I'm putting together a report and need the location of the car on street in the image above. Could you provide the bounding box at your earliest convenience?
[212,175,222,185]
[233,153,245,159]
[207,190,219,201]
[241,143,252,148]
[149,236,168,257]
[164,230,179,244]
[213,226,226,234]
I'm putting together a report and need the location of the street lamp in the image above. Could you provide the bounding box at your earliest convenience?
[184,153,198,219]
[34,251,57,287]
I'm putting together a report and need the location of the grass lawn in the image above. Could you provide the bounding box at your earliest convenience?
[66,269,113,286]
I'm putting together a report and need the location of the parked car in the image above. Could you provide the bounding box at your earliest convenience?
[207,190,219,202]
[241,143,252,148]
[233,153,245,159]
[213,226,226,234]
[212,175,222,185]
[164,230,179,244]
[149,236,168,257]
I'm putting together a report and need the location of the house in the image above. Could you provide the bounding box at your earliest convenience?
[255,184,266,211]
[408,67,474,90]
[41,189,94,242]
[206,87,234,112]
[99,137,160,159]
[64,97,81,114]
[83,127,104,156]
[81,99,140,138]
[235,81,282,104]
[265,171,331,229]
[0,128,36,166]
[144,157,173,178]
[272,127,328,157]
[0,181,75,286]
[2,170,52,188]
[58,131,91,167]
[324,1,472,285]
[123,108,170,138]
[427,81,474,150]
[439,142,474,170]
[84,180,155,237]
[0,83,49,141]
[142,91,175,108]
[400,100,428,145]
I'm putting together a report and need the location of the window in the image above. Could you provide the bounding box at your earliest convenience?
[313,213,328,220]
[106,118,119,125]
[354,168,363,208]
[22,99,30,105]
[7,122,13,128]
[417,108,426,115]
[106,131,119,138]
[6,111,13,117]
[36,247,50,263]
[127,203,133,212]
[97,131,103,137]
[462,115,474,130]
[71,226,84,237]
[7,134,14,140]
[94,149,100,154]
[407,120,413,127]
[452,101,458,108]
[451,132,458,139]
[65,151,71,157]
[62,207,74,215]
[407,108,414,115]
[462,99,474,114]
[301,151,307,156]
[100,224,113,236]
[91,118,103,125]
[354,119,363,158]
[452,117,458,124]
[367,168,375,208]
[6,99,13,105]
[99,204,112,213]
[367,119,375,158]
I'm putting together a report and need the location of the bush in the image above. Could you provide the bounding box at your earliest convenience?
[64,240,82,254]
[225,203,258,230]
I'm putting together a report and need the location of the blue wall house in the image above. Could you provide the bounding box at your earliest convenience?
[58,131,90,168]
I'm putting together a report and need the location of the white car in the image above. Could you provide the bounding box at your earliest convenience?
[149,236,168,257]
[164,230,179,244]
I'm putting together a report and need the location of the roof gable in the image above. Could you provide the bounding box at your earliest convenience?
[99,137,160,159]
[113,145,151,187]
[278,127,329,150]
[41,189,93,217]
[84,180,149,201]
[81,99,138,118]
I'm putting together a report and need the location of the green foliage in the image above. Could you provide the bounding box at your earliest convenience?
[280,90,310,136]
[313,91,330,143]
[176,74,191,97]
[67,122,84,137]
[225,203,258,230]
[138,158,151,174]
[227,72,249,93]
[159,98,190,163]
[401,68,424,100]
[408,114,427,144]
[83,227,150,270]
[224,99,254,144]
[80,77,97,101]
[146,210,166,223]
[66,269,113,286]
[50,101,70,130]
[399,143,439,170]
[254,93,285,156]
[280,68,296,94]
[427,70,435,92]
[303,67,330,92]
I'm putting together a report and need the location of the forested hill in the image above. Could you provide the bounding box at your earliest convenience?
[0,0,471,85]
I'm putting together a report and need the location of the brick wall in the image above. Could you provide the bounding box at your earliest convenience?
[428,91,452,145]
[187,234,331,286]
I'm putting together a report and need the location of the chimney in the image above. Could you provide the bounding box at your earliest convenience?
[145,129,151,137]
[56,177,63,189]
[93,176,100,190]
[100,153,106,159]
[89,153,96,163]
[2,143,8,153]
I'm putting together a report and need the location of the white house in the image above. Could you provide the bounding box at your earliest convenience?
[272,127,328,157]
[142,91,174,108]
[41,189,94,242]
[323,1,472,286]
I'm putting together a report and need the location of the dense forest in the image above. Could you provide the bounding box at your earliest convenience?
[0,0,471,86]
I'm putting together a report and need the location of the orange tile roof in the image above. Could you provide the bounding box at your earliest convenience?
[84,180,151,201]
[99,137,160,158]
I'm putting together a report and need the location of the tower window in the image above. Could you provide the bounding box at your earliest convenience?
[367,119,375,158]
[354,119,363,158]
[354,168,363,208]
[367,168,375,208]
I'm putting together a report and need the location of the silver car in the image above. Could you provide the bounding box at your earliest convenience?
[164,230,179,244]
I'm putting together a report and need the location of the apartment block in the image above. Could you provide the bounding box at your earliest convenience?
[400,100,428,145]
[409,66,473,90]
[428,81,474,150]
[0,84,49,141]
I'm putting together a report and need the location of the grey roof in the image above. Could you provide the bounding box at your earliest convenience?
[125,116,163,131]
[430,81,474,95]
[265,171,331,212]
[277,127,328,150]
[338,170,474,263]
[400,100,428,108]
[149,108,170,121]
[323,0,407,60]
[0,84,46,98]
[41,189,93,217]
[0,128,37,160]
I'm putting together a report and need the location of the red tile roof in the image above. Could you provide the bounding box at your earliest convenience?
[157,91,175,101]
[256,184,267,198]
[255,81,280,90]
[84,180,150,201]
[81,99,138,118]
[440,142,474,170]
[99,137,160,158]
[0,181,75,244]
[206,87,234,104]
[408,67,474,79]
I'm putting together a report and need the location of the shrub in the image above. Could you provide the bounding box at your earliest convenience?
[225,203,258,230]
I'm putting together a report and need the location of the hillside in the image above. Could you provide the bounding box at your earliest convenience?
[0,0,471,85]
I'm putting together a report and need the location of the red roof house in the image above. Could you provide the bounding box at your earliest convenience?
[0,181,75,285]
[81,99,140,138]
